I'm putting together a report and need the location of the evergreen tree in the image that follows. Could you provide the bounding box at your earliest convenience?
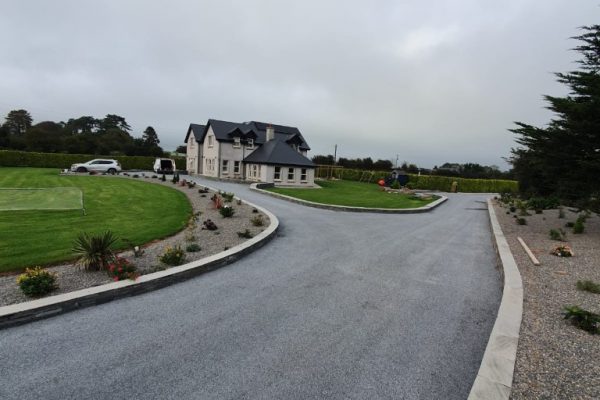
[142,126,160,146]
[3,109,32,134]
[510,26,600,204]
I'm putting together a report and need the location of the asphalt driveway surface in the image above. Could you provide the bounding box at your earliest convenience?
[0,179,501,400]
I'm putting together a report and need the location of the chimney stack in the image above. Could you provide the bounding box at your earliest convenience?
[266,124,275,141]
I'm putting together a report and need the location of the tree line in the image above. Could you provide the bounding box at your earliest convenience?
[0,110,164,156]
[312,154,510,179]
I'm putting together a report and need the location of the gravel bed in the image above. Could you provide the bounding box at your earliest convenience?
[492,202,599,399]
[0,175,269,307]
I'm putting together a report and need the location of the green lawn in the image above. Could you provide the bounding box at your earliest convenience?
[267,180,437,209]
[0,167,192,272]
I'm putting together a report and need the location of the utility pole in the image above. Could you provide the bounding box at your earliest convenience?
[334,144,338,165]
[395,154,399,168]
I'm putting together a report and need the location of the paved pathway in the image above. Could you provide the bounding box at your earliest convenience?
[0,179,501,400]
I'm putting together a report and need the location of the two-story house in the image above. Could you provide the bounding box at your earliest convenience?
[184,119,316,186]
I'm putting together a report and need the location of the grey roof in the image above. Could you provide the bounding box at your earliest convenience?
[184,124,206,143]
[243,140,315,167]
[188,119,311,150]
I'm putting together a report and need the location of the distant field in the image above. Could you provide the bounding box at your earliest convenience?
[267,180,436,209]
[0,168,191,272]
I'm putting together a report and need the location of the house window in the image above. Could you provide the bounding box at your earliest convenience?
[274,166,281,181]
[301,168,307,182]
[252,165,258,178]
[233,137,241,148]
[246,138,254,149]
[222,160,228,174]
[287,168,295,181]
[208,136,214,147]
[189,139,194,149]
[234,161,240,174]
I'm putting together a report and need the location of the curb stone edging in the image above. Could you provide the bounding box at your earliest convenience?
[249,183,448,213]
[0,196,279,330]
[468,199,523,400]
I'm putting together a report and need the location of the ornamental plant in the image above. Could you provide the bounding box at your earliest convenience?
[563,305,599,334]
[107,257,139,281]
[72,231,117,271]
[250,214,264,227]
[17,267,58,297]
[551,244,573,257]
[185,243,201,252]
[159,245,185,266]
[219,205,235,218]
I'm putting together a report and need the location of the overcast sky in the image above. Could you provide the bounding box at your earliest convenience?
[1,1,598,169]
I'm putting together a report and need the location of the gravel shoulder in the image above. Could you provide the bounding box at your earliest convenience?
[492,202,599,399]
[0,175,269,307]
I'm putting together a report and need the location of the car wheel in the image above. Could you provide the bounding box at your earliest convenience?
[107,168,116,175]
[76,167,87,173]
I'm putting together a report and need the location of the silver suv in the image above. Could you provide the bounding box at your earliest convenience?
[70,159,121,174]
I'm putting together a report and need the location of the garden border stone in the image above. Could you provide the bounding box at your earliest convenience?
[250,183,448,213]
[468,199,523,400]
[0,196,279,330]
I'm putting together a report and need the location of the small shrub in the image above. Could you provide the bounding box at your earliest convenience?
[237,199,242,205]
[185,243,201,252]
[187,181,196,189]
[161,174,166,182]
[390,180,400,190]
[565,221,575,228]
[107,257,139,281]
[558,206,565,219]
[219,205,235,218]
[527,196,560,210]
[152,175,158,179]
[224,246,230,251]
[251,215,265,227]
[132,174,139,178]
[549,229,566,241]
[573,219,585,234]
[576,280,600,294]
[72,231,117,271]
[198,187,209,194]
[221,192,235,202]
[185,230,197,242]
[562,305,599,334]
[551,244,573,257]
[535,209,543,214]
[509,206,516,213]
[237,229,253,238]
[203,219,218,230]
[17,267,58,297]
[516,217,527,225]
[159,246,185,266]
[252,208,259,213]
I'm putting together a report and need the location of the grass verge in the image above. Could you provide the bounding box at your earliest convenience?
[267,179,436,209]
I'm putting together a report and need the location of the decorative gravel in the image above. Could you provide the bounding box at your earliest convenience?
[0,175,269,307]
[493,202,599,400]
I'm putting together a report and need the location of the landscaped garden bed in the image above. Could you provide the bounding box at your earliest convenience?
[492,199,599,399]
[267,179,438,209]
[0,169,269,307]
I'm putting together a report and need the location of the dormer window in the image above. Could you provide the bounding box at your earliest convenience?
[208,135,214,148]
[233,137,241,148]
[246,138,254,149]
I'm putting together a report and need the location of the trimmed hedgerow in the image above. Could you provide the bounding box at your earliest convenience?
[0,150,185,171]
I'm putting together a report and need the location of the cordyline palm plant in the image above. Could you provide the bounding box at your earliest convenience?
[72,231,118,271]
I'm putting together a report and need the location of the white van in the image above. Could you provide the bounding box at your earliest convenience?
[153,158,176,174]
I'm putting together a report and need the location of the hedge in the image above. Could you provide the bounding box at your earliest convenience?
[0,150,186,171]
[316,167,518,193]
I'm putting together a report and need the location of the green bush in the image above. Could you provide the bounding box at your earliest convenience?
[573,219,585,234]
[576,280,600,294]
[159,245,185,266]
[72,231,118,271]
[0,149,185,171]
[250,215,265,227]
[219,205,235,218]
[220,192,235,202]
[527,196,560,210]
[237,229,253,238]
[563,305,599,334]
[549,229,566,241]
[390,180,400,189]
[185,243,201,252]
[17,267,58,297]
[516,217,527,225]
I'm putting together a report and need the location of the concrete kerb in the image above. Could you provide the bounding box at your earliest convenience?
[249,183,448,213]
[468,199,523,400]
[0,195,279,330]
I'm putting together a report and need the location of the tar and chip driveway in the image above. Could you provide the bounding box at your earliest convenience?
[0,179,501,400]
